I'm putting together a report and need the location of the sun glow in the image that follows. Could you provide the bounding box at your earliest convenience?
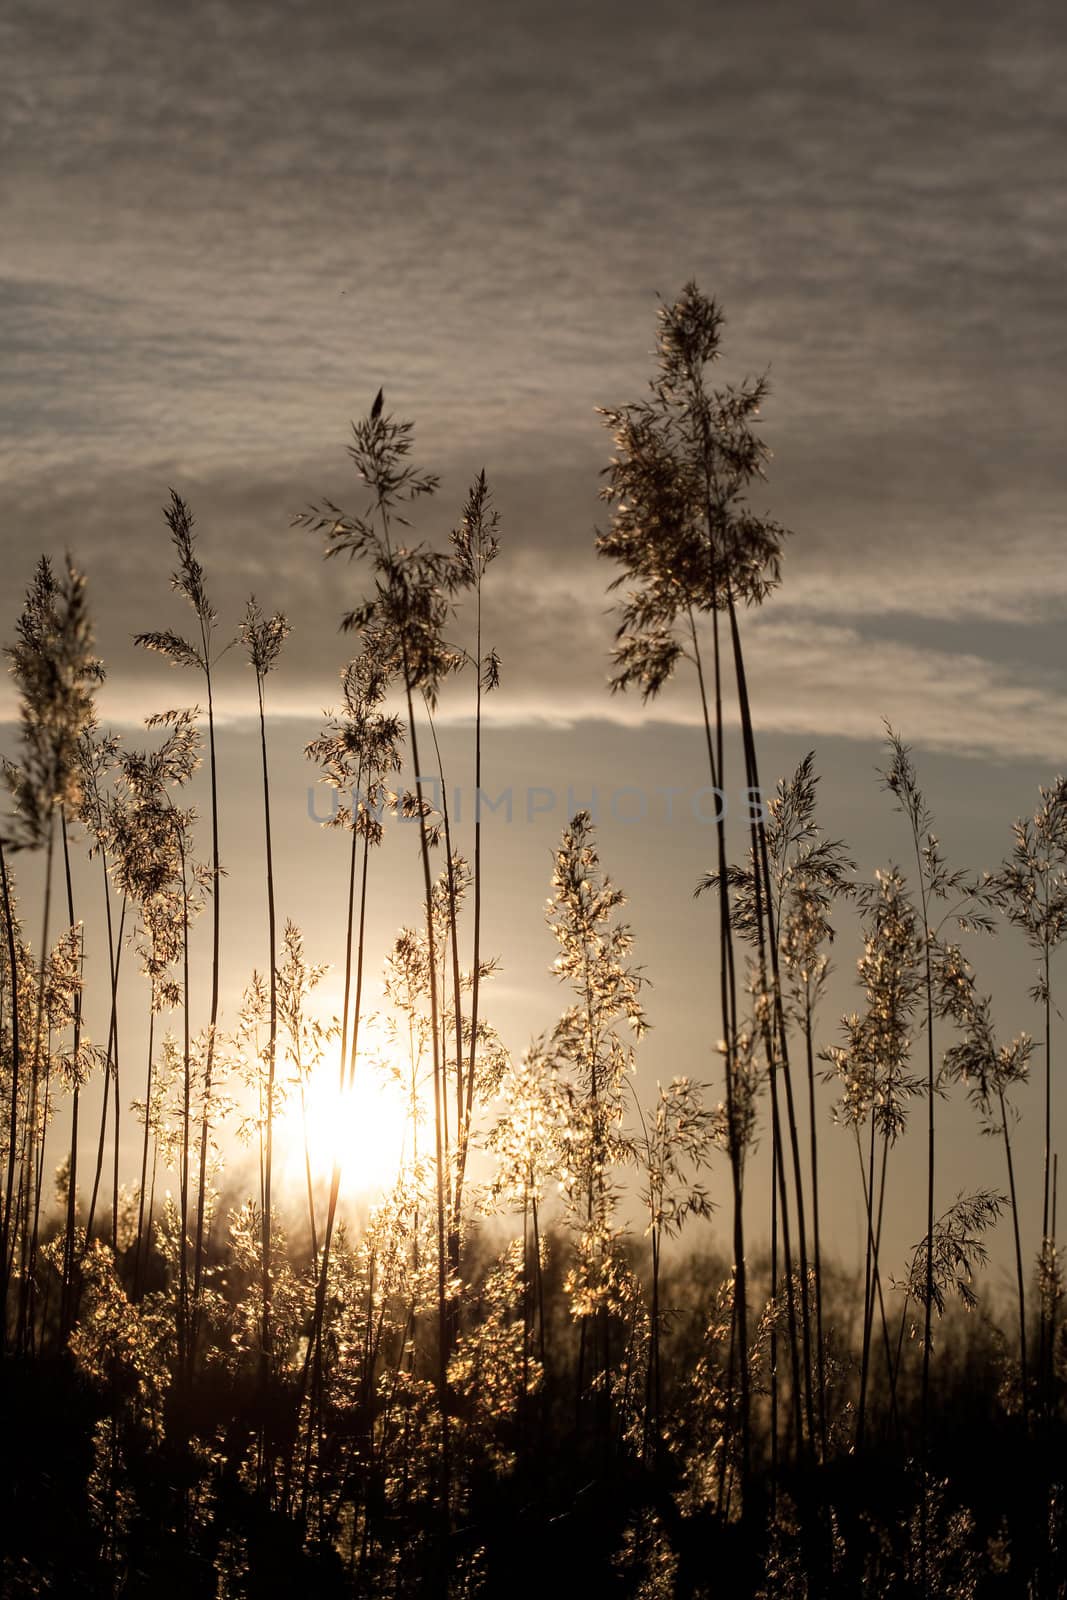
[275,1030,412,1200]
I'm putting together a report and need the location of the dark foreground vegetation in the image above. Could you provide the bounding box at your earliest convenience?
[1,287,1065,1596]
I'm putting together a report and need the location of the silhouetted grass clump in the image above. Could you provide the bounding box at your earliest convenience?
[1,288,1066,1597]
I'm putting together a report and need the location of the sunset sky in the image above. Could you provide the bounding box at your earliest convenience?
[3,0,1065,1274]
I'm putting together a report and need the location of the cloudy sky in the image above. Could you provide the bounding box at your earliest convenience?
[3,0,1064,1268]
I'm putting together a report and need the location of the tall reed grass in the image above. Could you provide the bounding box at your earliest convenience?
[0,291,1064,1597]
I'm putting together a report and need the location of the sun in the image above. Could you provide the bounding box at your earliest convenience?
[275,1018,412,1201]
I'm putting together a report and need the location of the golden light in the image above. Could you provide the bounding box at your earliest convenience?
[275,1012,413,1200]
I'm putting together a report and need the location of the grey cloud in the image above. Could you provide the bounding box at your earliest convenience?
[3,0,1065,763]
